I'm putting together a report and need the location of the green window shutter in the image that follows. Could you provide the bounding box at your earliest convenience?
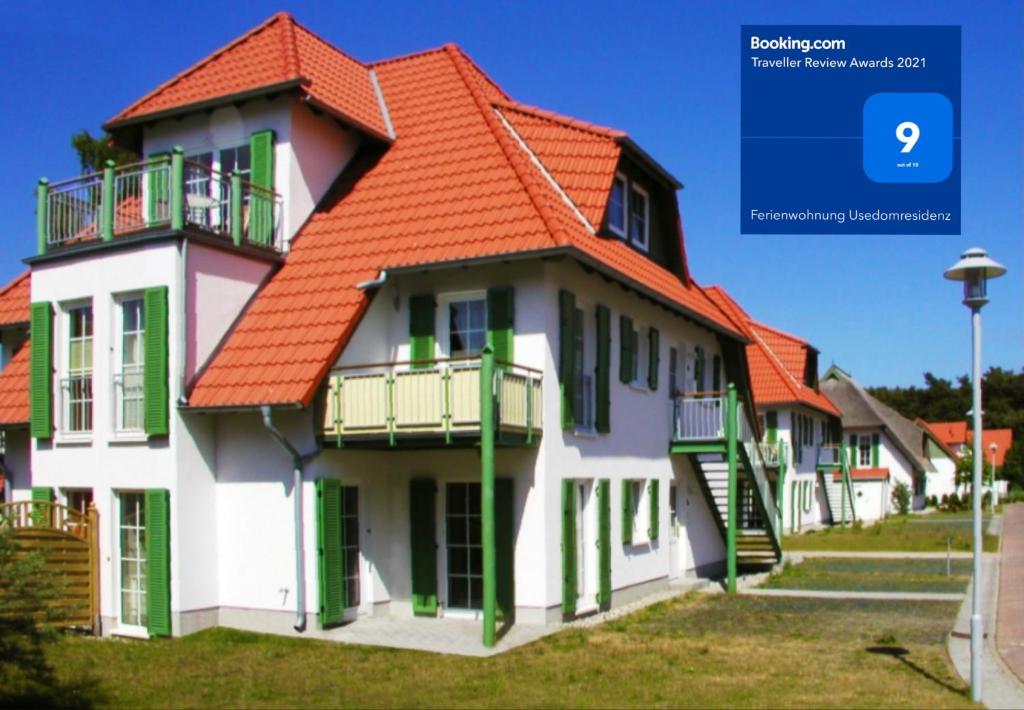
[143,287,169,436]
[558,291,576,431]
[146,152,169,226]
[486,287,514,366]
[561,479,577,617]
[596,479,611,609]
[712,354,722,393]
[647,328,660,390]
[409,479,437,615]
[31,486,53,528]
[316,479,345,627]
[619,315,634,384]
[621,479,633,545]
[849,434,858,469]
[766,412,778,444]
[249,130,276,245]
[145,488,171,637]
[648,479,660,540]
[29,302,53,439]
[409,295,436,369]
[495,478,515,620]
[595,305,611,433]
[871,433,880,468]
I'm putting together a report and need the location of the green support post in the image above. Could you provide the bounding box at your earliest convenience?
[480,346,497,647]
[725,383,738,593]
[36,178,49,254]
[230,170,243,246]
[170,146,185,231]
[101,160,116,241]
[776,440,786,548]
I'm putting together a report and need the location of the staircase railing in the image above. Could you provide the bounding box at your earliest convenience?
[838,444,857,523]
[737,406,779,545]
[817,443,858,524]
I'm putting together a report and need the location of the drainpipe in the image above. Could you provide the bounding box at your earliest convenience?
[260,405,320,632]
[177,239,189,405]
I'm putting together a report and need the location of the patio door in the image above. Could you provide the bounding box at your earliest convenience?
[118,492,148,633]
[668,483,681,578]
[446,482,483,611]
[575,480,596,612]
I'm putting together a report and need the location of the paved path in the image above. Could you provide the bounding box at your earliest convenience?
[997,504,1024,684]
[743,588,964,602]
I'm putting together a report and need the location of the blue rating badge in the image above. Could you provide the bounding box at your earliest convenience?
[863,92,953,183]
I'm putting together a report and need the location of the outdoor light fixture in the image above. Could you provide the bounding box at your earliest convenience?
[944,246,1006,703]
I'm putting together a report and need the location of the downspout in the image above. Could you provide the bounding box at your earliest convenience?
[260,405,320,632]
[177,239,189,405]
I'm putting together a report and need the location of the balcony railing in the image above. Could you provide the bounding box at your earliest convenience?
[816,444,843,468]
[322,356,542,444]
[61,375,93,434]
[113,370,144,433]
[758,442,780,467]
[671,393,725,441]
[37,148,283,254]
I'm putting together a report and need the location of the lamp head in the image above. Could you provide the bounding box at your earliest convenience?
[990,442,998,453]
[944,247,1007,309]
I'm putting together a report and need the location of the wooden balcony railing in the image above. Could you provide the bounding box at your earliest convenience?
[322,356,542,445]
[36,147,282,255]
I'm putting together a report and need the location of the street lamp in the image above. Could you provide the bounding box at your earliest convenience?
[944,246,1007,703]
[989,442,998,511]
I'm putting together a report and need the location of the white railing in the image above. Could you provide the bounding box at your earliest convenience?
[758,442,780,467]
[61,375,93,434]
[738,406,778,542]
[113,370,144,433]
[46,174,103,246]
[672,395,725,441]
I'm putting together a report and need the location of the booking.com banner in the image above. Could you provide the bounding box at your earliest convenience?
[740,25,961,234]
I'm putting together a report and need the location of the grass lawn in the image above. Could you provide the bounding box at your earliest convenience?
[762,557,972,593]
[783,511,999,553]
[15,594,974,708]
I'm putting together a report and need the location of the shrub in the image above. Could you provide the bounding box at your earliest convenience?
[891,482,911,516]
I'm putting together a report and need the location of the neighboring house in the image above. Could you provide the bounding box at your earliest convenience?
[0,271,30,503]
[820,366,935,518]
[925,420,1013,495]
[0,13,782,646]
[703,287,847,534]
[915,420,962,500]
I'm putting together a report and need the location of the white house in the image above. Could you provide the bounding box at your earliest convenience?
[0,13,782,647]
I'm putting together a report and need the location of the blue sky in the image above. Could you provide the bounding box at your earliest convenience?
[0,0,1019,387]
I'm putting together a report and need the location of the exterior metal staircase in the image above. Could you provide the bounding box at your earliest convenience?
[816,445,857,525]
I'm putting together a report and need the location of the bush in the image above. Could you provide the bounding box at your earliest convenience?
[927,495,938,508]
[891,482,911,515]
[947,493,960,511]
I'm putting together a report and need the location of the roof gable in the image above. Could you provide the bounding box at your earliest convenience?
[0,271,29,327]
[106,12,389,140]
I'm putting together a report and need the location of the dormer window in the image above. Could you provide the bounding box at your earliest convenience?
[629,184,649,251]
[609,174,627,237]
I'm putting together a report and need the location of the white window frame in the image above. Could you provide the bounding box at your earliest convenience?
[628,183,650,252]
[608,173,628,238]
[858,434,873,467]
[60,301,94,440]
[113,293,146,438]
[438,290,488,360]
[629,479,651,545]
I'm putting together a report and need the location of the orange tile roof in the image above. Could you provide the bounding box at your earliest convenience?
[188,43,741,408]
[0,271,29,327]
[835,467,889,481]
[703,286,839,417]
[106,12,389,140]
[928,421,1014,466]
[915,418,958,459]
[0,341,29,425]
[928,420,968,445]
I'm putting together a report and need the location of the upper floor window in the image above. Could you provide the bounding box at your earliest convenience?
[609,175,627,237]
[446,296,486,358]
[628,184,650,251]
[184,146,251,230]
[571,307,594,431]
[858,434,873,467]
[64,304,93,434]
[116,297,145,433]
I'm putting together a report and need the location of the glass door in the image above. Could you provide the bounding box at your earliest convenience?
[118,492,147,631]
[445,483,482,611]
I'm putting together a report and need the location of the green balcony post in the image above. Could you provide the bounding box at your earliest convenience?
[101,160,116,241]
[230,170,243,246]
[480,346,497,647]
[776,440,786,547]
[726,383,738,594]
[171,146,185,231]
[36,178,49,254]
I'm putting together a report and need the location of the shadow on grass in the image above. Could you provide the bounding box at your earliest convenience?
[866,645,965,695]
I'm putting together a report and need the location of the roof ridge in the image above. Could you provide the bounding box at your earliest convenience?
[109,12,291,123]
[280,12,302,78]
[751,328,804,402]
[494,98,626,139]
[368,44,449,68]
[288,15,373,71]
[750,320,809,346]
[701,285,752,336]
[444,44,570,247]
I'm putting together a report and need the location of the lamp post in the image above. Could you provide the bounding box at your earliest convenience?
[944,247,1007,703]
[989,442,998,512]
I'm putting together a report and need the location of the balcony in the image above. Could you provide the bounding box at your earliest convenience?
[36,147,283,255]
[816,444,843,468]
[671,393,726,442]
[321,356,542,447]
[758,442,781,468]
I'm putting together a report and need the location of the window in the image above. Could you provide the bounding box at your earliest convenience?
[668,347,679,395]
[119,492,147,629]
[693,346,706,392]
[184,151,215,228]
[859,435,872,467]
[219,145,252,226]
[626,479,649,544]
[913,475,926,497]
[608,174,627,237]
[65,489,93,516]
[116,297,145,432]
[447,297,487,357]
[341,486,360,608]
[793,412,803,464]
[572,308,594,431]
[64,305,93,434]
[628,184,650,251]
[446,482,482,610]
[632,326,647,386]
